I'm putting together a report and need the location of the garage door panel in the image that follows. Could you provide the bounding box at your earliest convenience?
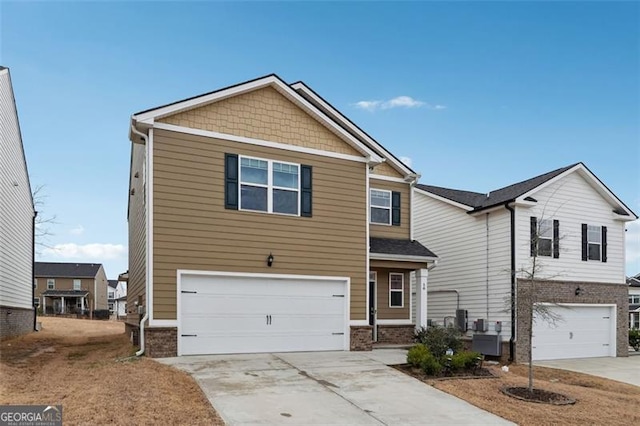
[179,274,348,356]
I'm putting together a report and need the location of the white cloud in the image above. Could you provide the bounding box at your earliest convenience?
[353,96,444,112]
[399,156,413,168]
[626,219,640,275]
[69,225,85,235]
[43,243,126,261]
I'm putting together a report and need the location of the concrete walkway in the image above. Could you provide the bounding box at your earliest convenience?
[535,355,640,387]
[160,349,513,425]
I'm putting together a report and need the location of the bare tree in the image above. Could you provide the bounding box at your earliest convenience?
[32,184,57,252]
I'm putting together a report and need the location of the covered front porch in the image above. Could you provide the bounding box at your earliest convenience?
[41,290,89,315]
[369,237,438,345]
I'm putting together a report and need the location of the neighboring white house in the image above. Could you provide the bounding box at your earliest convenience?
[115,280,127,319]
[413,163,637,362]
[629,274,640,330]
[0,66,35,339]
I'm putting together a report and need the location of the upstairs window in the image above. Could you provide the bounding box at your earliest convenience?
[108,291,115,299]
[73,279,81,290]
[370,189,391,225]
[630,295,640,304]
[239,156,299,215]
[582,224,607,262]
[47,279,55,290]
[530,217,559,258]
[34,279,37,289]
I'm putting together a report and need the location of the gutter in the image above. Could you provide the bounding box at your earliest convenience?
[131,123,149,357]
[32,211,37,331]
[504,202,516,362]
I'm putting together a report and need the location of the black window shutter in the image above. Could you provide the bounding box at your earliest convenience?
[392,191,401,226]
[225,154,238,210]
[553,220,560,259]
[581,223,588,261]
[300,165,312,217]
[530,217,537,257]
[601,226,607,263]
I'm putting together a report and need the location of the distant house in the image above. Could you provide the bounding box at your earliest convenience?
[0,66,36,339]
[108,280,117,314]
[108,276,127,319]
[629,274,640,330]
[34,262,109,314]
[413,163,637,362]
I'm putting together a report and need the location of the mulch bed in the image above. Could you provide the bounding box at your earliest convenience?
[502,386,576,405]
[393,363,497,381]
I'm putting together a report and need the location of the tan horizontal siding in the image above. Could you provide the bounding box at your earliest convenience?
[369,179,411,239]
[127,143,146,324]
[373,269,410,320]
[152,128,367,320]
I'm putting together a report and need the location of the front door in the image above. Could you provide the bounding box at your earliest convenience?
[369,272,377,341]
[53,299,61,314]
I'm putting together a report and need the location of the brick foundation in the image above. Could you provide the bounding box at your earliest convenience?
[376,324,415,344]
[0,305,35,340]
[124,322,177,358]
[350,326,373,351]
[515,279,628,363]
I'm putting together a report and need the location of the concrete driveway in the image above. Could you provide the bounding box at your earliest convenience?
[160,349,513,425]
[535,355,640,387]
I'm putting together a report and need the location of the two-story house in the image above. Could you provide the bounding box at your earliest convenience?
[35,262,109,314]
[0,66,36,339]
[413,163,637,362]
[126,74,437,357]
[629,273,640,330]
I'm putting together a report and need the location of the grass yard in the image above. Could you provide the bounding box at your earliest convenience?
[0,317,223,425]
[421,363,640,425]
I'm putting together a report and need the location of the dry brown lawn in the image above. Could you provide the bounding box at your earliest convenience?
[0,317,223,425]
[424,363,640,425]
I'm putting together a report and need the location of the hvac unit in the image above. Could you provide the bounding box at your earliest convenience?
[455,309,468,332]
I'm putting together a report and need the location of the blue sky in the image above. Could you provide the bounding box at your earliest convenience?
[1,1,638,277]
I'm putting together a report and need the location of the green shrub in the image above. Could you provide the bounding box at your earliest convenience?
[630,328,640,351]
[450,351,482,371]
[414,325,463,359]
[420,352,442,376]
[407,344,431,368]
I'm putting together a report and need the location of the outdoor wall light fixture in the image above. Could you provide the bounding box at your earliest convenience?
[267,253,274,267]
[575,287,583,296]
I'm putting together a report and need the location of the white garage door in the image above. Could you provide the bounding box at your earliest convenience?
[179,273,348,356]
[532,304,615,361]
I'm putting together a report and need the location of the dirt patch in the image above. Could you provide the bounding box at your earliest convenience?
[0,317,223,425]
[502,386,576,405]
[399,362,640,425]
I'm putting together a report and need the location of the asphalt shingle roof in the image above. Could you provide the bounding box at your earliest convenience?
[108,280,118,289]
[42,290,89,297]
[370,237,437,258]
[416,164,578,212]
[35,262,102,278]
[628,277,640,288]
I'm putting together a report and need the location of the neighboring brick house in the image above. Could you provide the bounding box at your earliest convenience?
[126,74,437,357]
[629,274,640,330]
[0,66,36,340]
[413,163,637,362]
[35,262,109,314]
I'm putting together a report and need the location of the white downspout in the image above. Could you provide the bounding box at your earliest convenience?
[131,123,149,357]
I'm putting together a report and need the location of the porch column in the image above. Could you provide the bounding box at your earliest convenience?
[81,297,85,311]
[61,297,65,314]
[415,268,429,329]
[42,296,46,314]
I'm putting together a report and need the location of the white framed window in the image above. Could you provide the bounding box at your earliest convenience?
[630,295,640,304]
[73,279,82,290]
[34,279,37,289]
[370,189,391,225]
[239,156,300,215]
[389,273,404,308]
[108,291,115,299]
[108,303,114,313]
[34,297,40,307]
[587,225,601,261]
[537,219,553,257]
[47,279,55,290]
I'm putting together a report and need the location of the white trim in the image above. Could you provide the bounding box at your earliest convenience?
[152,122,371,164]
[370,188,392,226]
[369,253,438,262]
[413,187,474,212]
[586,224,603,261]
[410,180,415,240]
[516,164,637,220]
[147,128,154,322]
[149,319,178,327]
[389,272,404,308]
[290,81,416,178]
[377,319,412,325]
[176,269,351,356]
[133,75,384,163]
[370,174,408,183]
[349,320,370,326]
[365,165,371,325]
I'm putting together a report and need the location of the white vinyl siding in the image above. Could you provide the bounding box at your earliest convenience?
[515,171,625,284]
[0,68,34,311]
[412,191,512,340]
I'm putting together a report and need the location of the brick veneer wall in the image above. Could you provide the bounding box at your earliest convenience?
[124,322,177,358]
[350,326,373,351]
[376,324,414,344]
[515,279,628,363]
[0,306,34,340]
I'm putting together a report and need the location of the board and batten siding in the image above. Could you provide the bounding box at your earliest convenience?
[413,191,513,339]
[127,143,146,324]
[369,178,411,239]
[152,128,368,321]
[0,68,34,311]
[515,171,627,284]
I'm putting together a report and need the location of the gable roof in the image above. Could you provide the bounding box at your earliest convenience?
[35,262,102,278]
[416,163,637,218]
[130,73,383,164]
[108,280,118,289]
[370,237,437,259]
[628,276,640,288]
